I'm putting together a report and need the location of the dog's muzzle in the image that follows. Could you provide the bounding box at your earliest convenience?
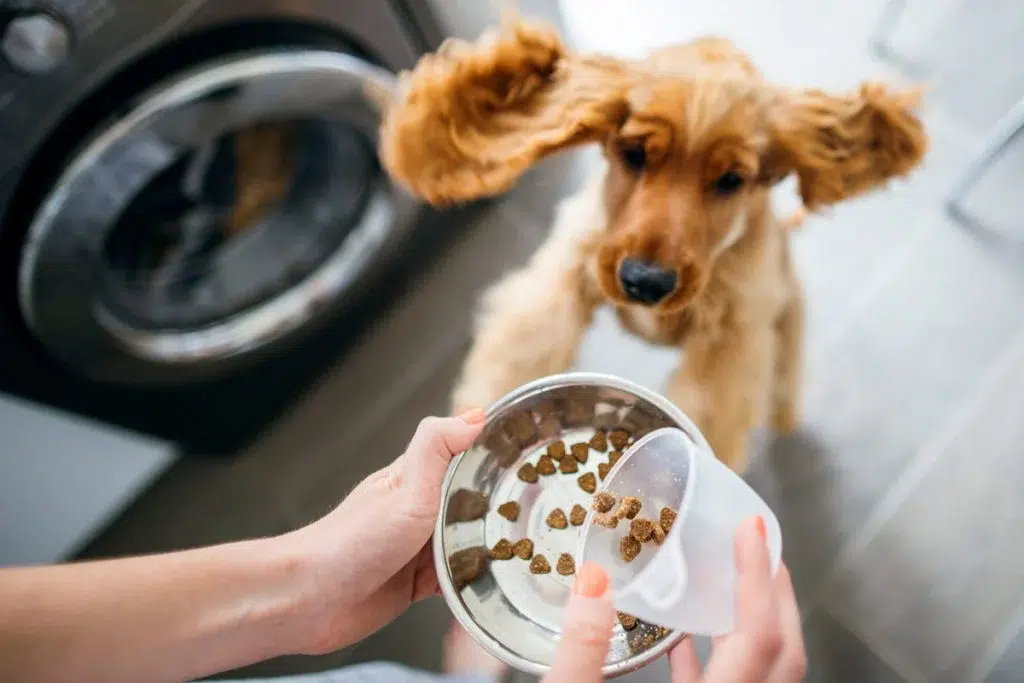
[619,259,677,305]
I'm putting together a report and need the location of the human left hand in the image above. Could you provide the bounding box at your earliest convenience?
[282,409,486,654]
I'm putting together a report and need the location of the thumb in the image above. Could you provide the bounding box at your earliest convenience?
[400,410,486,505]
[544,563,616,683]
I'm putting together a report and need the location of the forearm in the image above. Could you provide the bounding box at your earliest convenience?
[0,536,313,683]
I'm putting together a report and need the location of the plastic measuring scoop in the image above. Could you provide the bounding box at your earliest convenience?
[576,427,782,636]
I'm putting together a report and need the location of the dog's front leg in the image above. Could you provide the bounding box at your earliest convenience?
[451,181,606,414]
[665,321,775,473]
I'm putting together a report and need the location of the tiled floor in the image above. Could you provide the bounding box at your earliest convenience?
[79,0,1024,681]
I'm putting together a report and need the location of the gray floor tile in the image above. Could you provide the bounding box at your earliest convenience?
[820,335,1024,682]
[767,212,1024,600]
[981,610,1024,683]
[802,609,908,683]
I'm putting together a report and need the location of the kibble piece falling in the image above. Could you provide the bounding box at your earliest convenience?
[536,455,557,476]
[558,456,579,474]
[598,462,611,480]
[652,524,667,545]
[570,442,590,464]
[589,430,608,452]
[547,440,567,461]
[529,554,552,574]
[609,429,630,450]
[546,507,568,529]
[569,504,587,526]
[496,501,520,522]
[608,450,622,466]
[517,463,538,483]
[592,491,616,513]
[513,538,534,560]
[556,553,576,576]
[615,496,642,520]
[489,538,514,560]
[620,535,642,562]
[660,506,678,533]
[594,512,620,529]
[617,612,639,631]
[577,471,597,494]
[630,517,656,543]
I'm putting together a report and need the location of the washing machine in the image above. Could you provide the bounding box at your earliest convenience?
[0,0,472,452]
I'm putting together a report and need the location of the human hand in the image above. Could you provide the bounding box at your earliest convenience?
[284,410,486,654]
[543,517,807,683]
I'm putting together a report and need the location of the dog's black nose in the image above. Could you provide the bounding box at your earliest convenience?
[619,259,677,304]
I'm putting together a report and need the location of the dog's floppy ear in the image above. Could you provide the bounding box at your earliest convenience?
[764,82,928,210]
[379,18,631,206]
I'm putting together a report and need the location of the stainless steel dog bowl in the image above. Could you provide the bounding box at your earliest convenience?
[434,372,695,677]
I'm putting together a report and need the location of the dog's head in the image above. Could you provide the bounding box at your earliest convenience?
[380,18,927,312]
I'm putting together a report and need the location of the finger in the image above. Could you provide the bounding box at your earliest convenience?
[702,516,783,683]
[733,516,777,633]
[400,412,486,509]
[668,637,702,683]
[544,563,616,683]
[767,565,807,683]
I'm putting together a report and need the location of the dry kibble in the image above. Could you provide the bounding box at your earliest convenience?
[594,512,620,529]
[569,504,587,526]
[570,442,590,464]
[503,411,537,447]
[489,538,514,560]
[547,440,567,461]
[620,535,642,562]
[630,517,656,543]
[609,429,630,450]
[597,462,611,480]
[589,430,608,452]
[608,450,622,466]
[517,463,538,483]
[652,524,667,545]
[513,538,534,560]
[660,506,678,533]
[617,612,639,631]
[593,491,616,513]
[615,496,642,520]
[529,554,552,574]
[546,507,568,529]
[536,455,557,476]
[558,456,578,474]
[496,501,520,522]
[449,547,488,590]
[556,553,576,576]
[577,472,597,494]
[446,489,488,524]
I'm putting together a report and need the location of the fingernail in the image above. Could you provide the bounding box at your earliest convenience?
[573,562,609,598]
[458,408,486,424]
[754,515,767,540]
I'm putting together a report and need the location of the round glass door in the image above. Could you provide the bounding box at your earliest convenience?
[19,49,417,383]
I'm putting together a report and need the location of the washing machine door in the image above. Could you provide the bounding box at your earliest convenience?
[18,48,417,384]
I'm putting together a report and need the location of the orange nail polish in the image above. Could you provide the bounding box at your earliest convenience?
[459,408,486,424]
[574,562,609,597]
[754,515,767,540]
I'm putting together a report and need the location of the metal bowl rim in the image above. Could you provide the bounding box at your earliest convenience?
[433,371,697,677]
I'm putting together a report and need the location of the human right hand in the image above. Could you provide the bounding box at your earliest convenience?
[544,516,807,683]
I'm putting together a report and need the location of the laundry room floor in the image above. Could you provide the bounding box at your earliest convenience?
[79,1,1024,682]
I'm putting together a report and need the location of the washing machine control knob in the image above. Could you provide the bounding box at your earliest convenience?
[2,12,70,74]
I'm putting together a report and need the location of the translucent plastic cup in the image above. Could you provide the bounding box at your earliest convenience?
[577,427,782,636]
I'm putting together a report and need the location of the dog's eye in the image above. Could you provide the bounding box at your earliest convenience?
[714,170,745,196]
[621,144,647,172]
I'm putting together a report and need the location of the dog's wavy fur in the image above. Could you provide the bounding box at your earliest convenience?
[380,17,928,472]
